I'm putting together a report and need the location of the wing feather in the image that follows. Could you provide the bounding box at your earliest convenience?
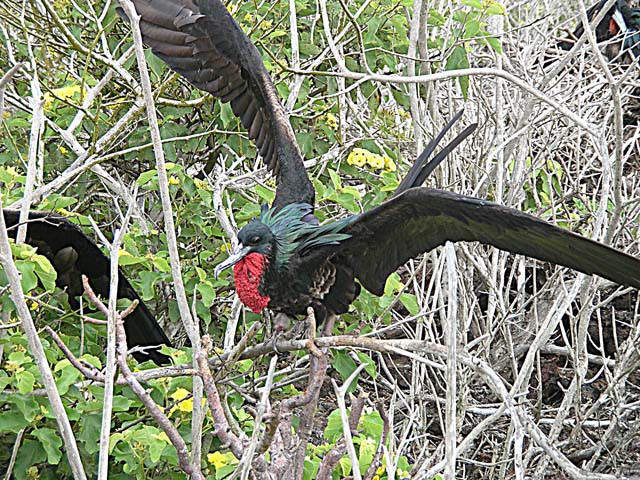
[2,210,171,365]
[337,189,640,295]
[119,0,314,208]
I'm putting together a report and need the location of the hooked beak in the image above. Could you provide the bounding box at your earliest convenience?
[214,244,251,278]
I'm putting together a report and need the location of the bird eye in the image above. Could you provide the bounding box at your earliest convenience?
[250,236,261,244]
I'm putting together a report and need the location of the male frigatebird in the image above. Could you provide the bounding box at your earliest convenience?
[122,0,640,324]
[2,210,171,365]
[556,0,640,60]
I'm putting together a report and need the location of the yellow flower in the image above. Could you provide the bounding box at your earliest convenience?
[59,146,69,155]
[43,84,83,110]
[168,176,180,185]
[376,464,386,475]
[207,451,228,469]
[5,361,23,373]
[26,466,39,480]
[324,112,338,130]
[347,148,368,167]
[170,387,193,413]
[383,155,397,172]
[367,153,385,170]
[54,208,73,216]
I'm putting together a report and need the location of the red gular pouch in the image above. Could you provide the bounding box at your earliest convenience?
[233,252,271,313]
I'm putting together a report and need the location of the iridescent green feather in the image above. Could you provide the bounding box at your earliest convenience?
[259,203,353,268]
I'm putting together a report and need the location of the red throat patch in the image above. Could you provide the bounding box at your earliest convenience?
[233,253,271,313]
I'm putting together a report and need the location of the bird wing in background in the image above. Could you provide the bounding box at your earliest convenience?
[315,188,640,296]
[3,210,171,365]
[119,0,314,209]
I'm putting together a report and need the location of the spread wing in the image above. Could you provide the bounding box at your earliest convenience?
[119,0,314,208]
[3,210,171,365]
[331,188,640,295]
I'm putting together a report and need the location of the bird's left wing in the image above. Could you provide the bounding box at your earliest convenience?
[329,188,640,295]
[3,210,171,365]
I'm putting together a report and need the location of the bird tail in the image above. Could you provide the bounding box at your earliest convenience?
[393,110,477,197]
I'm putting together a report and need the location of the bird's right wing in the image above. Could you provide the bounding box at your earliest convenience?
[3,210,171,365]
[334,188,640,296]
[119,0,314,208]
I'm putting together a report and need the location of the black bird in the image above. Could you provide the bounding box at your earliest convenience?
[3,210,171,365]
[556,0,640,61]
[122,0,640,324]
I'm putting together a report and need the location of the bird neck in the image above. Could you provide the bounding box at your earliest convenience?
[233,252,271,313]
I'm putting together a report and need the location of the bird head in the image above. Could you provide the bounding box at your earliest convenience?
[214,220,275,278]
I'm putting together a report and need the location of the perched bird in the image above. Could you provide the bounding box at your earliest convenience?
[555,0,640,61]
[3,210,171,365]
[121,0,640,325]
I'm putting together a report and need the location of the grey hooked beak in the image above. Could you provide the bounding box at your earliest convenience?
[214,244,251,279]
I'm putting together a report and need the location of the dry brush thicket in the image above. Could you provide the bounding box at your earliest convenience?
[0,0,639,479]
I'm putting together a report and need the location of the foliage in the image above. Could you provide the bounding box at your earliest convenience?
[8,0,635,478]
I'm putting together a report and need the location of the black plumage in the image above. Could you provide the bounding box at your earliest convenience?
[556,0,640,60]
[121,0,640,324]
[3,210,171,365]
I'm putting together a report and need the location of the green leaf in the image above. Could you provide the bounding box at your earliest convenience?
[464,19,481,38]
[333,351,357,383]
[486,36,503,54]
[360,412,384,441]
[399,293,420,316]
[136,169,158,186]
[357,436,376,475]
[486,2,506,15]
[32,428,63,464]
[198,281,216,307]
[324,409,343,442]
[461,0,482,8]
[16,370,35,394]
[356,352,377,379]
[15,261,37,292]
[0,411,31,432]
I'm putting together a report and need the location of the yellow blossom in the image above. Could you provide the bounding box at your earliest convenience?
[26,466,39,480]
[30,301,39,311]
[324,112,338,130]
[243,13,252,22]
[168,176,180,185]
[43,84,83,110]
[5,361,23,373]
[226,2,239,16]
[376,464,386,475]
[170,387,193,413]
[54,208,73,217]
[347,148,368,167]
[207,451,228,469]
[367,153,385,170]
[383,155,397,172]
[59,146,69,155]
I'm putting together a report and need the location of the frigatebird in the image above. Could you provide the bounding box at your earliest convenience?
[121,0,640,324]
[556,0,640,60]
[2,210,171,365]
